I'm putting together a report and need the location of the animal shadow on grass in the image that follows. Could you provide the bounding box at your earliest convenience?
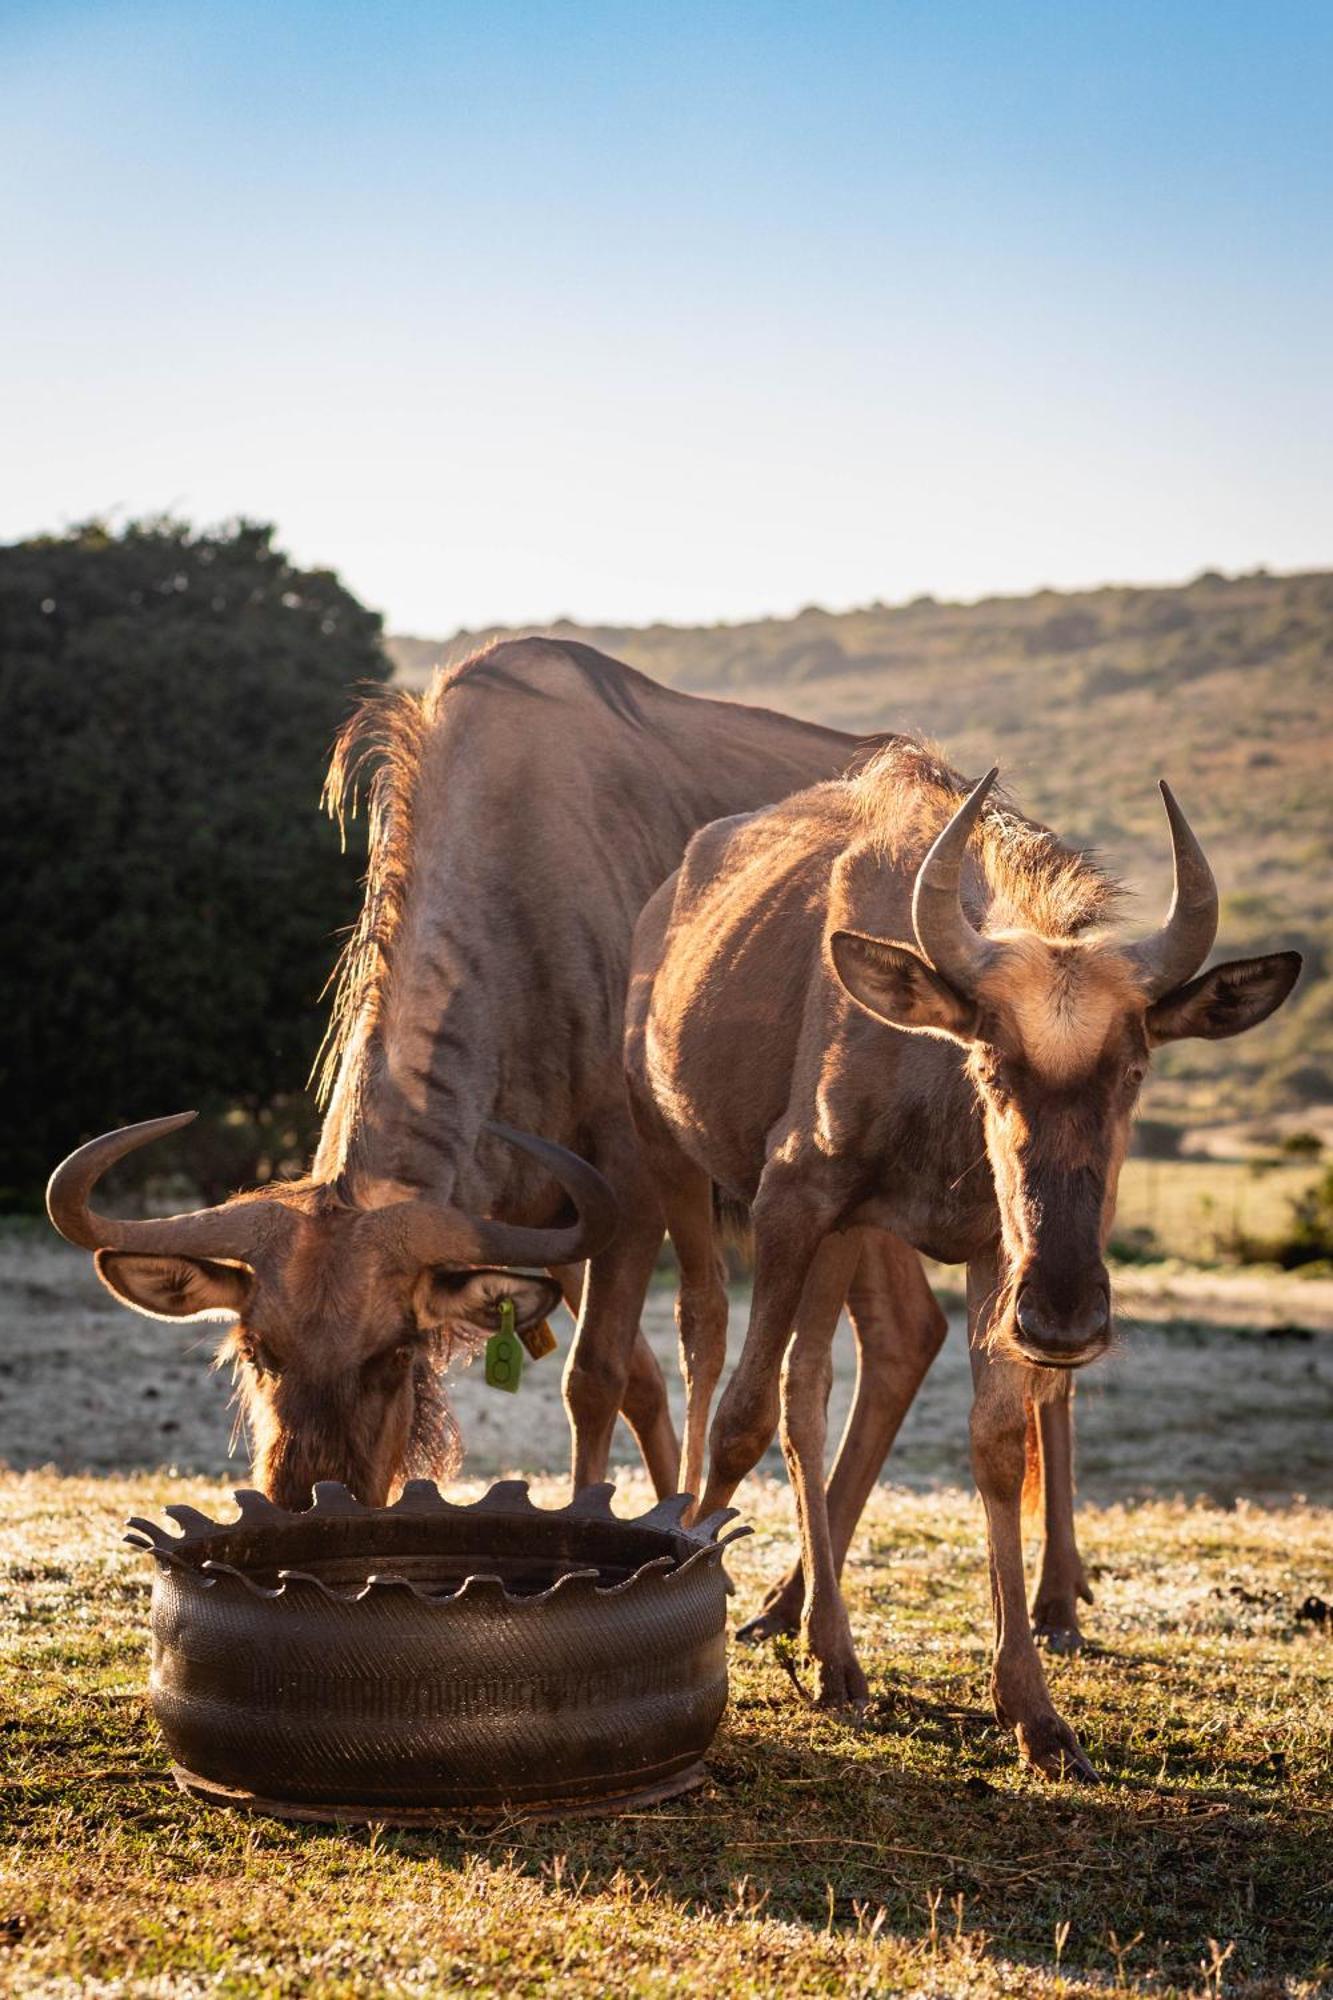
[25,1677,1322,1990]
[347,1695,1328,1991]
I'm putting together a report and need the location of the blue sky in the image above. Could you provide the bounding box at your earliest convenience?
[2,1,1330,632]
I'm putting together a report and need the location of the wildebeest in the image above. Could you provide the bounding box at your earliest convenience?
[625,741,1300,1775]
[48,639,932,1510]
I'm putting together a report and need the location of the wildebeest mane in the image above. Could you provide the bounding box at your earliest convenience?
[851,739,1124,939]
[312,638,662,1109]
[314,682,427,1107]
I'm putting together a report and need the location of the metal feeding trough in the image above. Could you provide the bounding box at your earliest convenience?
[124,1480,746,1824]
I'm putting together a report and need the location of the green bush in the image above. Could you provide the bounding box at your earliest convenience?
[0,518,387,1205]
[1274,1166,1333,1268]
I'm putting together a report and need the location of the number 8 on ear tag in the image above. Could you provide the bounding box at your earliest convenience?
[485,1298,524,1393]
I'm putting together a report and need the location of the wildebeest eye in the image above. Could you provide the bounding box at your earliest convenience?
[241,1335,282,1377]
[1125,1063,1147,1091]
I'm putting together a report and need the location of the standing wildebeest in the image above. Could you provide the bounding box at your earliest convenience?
[625,742,1300,1775]
[49,640,948,1512]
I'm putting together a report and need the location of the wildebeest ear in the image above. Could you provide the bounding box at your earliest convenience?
[94,1250,252,1321]
[829,930,978,1039]
[413,1268,564,1334]
[1147,951,1302,1046]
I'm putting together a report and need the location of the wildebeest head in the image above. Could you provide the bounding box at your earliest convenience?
[831,772,1300,1370]
[47,1119,615,1507]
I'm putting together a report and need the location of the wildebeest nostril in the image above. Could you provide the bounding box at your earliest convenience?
[1015,1282,1110,1362]
[1015,1285,1058,1342]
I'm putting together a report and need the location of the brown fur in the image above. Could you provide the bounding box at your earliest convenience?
[625,742,1297,1769]
[1021,1399,1042,1520]
[100,639,913,1508]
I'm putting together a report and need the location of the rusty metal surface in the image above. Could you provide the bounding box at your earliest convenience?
[126,1480,746,1817]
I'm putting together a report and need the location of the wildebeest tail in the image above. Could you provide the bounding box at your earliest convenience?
[712,1186,754,1266]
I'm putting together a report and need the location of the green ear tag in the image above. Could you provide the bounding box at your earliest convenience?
[484,1298,524,1394]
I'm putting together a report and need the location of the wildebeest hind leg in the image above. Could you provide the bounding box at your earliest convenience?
[696,1165,840,1519]
[778,1229,868,1706]
[1030,1378,1094,1652]
[621,1331,679,1499]
[742,1231,947,1644]
[557,1256,681,1500]
[561,1210,680,1499]
[652,1161,730,1517]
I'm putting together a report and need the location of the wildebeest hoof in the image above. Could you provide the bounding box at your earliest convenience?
[814,1655,870,1710]
[1034,1620,1086,1655]
[737,1602,800,1645]
[1016,1714,1099,1783]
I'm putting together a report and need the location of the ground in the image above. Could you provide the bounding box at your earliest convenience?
[3,1472,1331,1998]
[4,1228,1333,1501]
[1,1232,1332,1996]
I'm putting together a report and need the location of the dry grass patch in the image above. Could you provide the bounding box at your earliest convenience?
[1,1469,1330,1997]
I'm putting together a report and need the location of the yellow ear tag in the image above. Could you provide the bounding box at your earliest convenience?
[484,1298,524,1393]
[519,1318,557,1362]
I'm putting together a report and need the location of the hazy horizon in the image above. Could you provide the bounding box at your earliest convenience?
[388,556,1322,642]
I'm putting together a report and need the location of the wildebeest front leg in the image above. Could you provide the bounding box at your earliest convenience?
[778,1229,868,1705]
[968,1251,1097,1782]
[740,1231,948,1643]
[1030,1378,1094,1652]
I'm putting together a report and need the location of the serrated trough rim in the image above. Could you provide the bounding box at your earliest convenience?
[125,1478,750,1608]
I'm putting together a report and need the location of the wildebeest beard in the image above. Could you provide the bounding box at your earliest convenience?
[225,1320,493,1501]
[404,1335,469,1485]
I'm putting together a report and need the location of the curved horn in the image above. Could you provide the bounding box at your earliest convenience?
[911,767,1001,996]
[394,1120,619,1271]
[46,1112,283,1262]
[1123,781,1219,1001]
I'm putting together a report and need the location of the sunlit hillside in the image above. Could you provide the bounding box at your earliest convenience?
[390,568,1333,1135]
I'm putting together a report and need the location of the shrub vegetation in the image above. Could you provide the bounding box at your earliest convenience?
[0,518,387,1204]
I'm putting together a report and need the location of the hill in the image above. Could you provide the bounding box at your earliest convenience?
[387,568,1333,1134]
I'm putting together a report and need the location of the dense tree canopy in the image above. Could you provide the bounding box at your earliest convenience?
[0,519,388,1204]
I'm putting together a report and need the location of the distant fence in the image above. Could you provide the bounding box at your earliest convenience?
[1112,1159,1319,1262]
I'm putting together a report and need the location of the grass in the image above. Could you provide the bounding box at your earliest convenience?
[1113,1160,1321,1263]
[2,1470,1331,1997]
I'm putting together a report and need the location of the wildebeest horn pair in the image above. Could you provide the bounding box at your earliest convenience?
[911,769,1218,1001]
[46,1112,618,1270]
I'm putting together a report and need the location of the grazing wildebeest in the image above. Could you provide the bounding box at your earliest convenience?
[625,742,1300,1774]
[49,640,940,1511]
